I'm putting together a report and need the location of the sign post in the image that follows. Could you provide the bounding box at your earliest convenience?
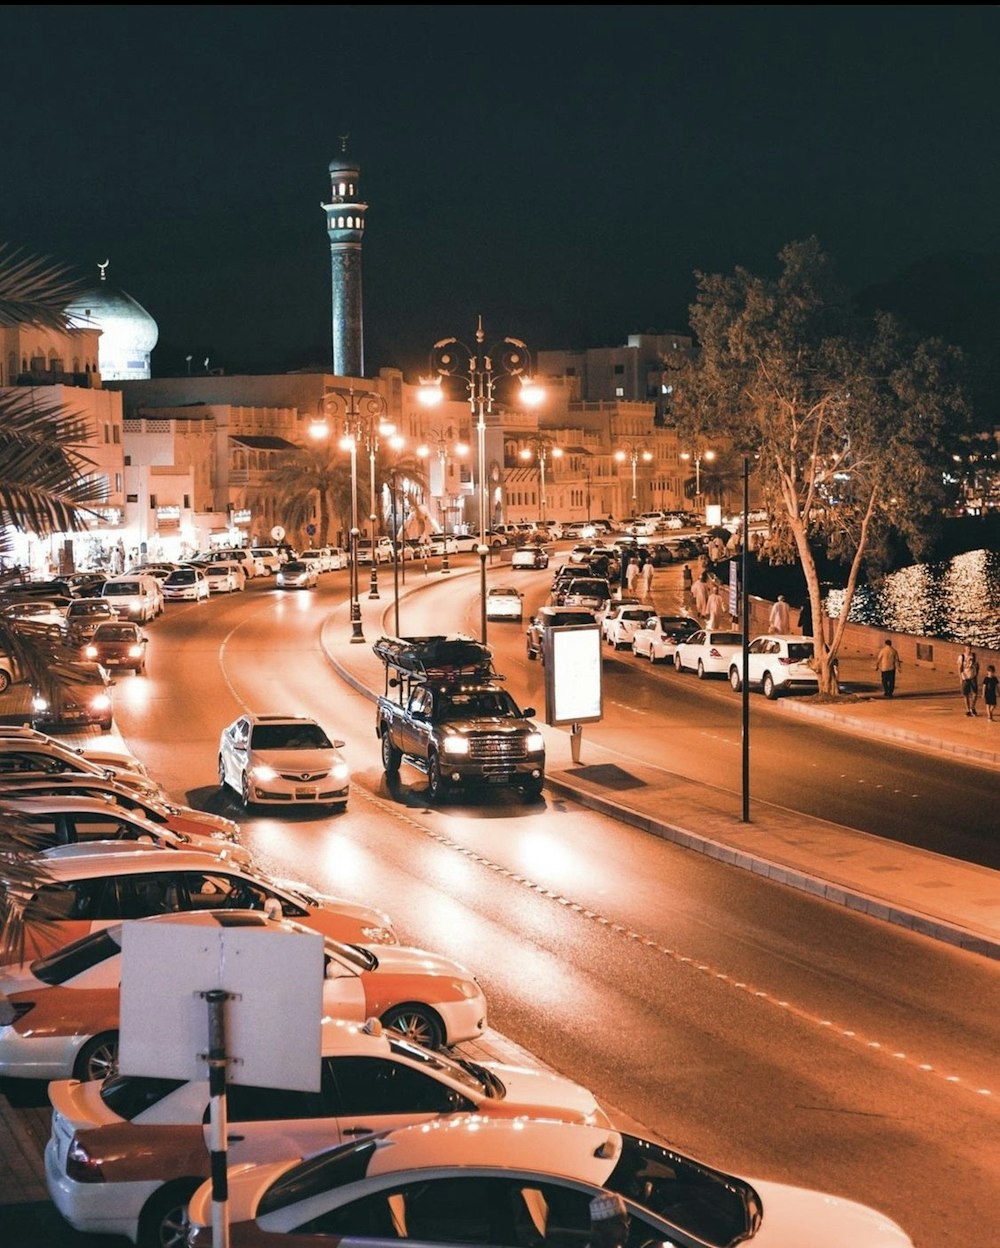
[542,623,603,763]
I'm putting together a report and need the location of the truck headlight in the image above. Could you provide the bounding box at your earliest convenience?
[525,732,545,752]
[441,735,469,755]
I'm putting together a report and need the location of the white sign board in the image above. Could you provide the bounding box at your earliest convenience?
[119,922,324,1090]
[544,624,603,725]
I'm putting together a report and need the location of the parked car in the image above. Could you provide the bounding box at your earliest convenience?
[276,559,319,589]
[630,613,701,663]
[299,547,337,573]
[82,621,148,674]
[600,602,651,650]
[202,560,245,593]
[484,586,523,621]
[729,634,820,698]
[526,606,598,662]
[0,794,253,867]
[2,846,397,965]
[218,713,349,810]
[558,576,613,612]
[43,1008,606,1248]
[673,629,745,678]
[0,736,159,796]
[0,773,241,844]
[63,599,120,646]
[510,545,550,569]
[1,597,72,628]
[354,538,392,565]
[427,534,458,556]
[161,566,209,602]
[183,1116,915,1248]
[209,548,259,579]
[5,907,484,1091]
[249,546,283,574]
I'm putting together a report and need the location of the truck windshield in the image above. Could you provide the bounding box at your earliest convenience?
[437,690,521,720]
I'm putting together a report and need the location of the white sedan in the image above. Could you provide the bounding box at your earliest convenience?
[600,602,651,649]
[203,561,245,593]
[276,559,319,589]
[673,628,744,678]
[485,586,523,621]
[631,613,701,663]
[184,1116,914,1248]
[219,712,349,809]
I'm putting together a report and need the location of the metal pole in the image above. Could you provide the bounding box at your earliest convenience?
[539,450,546,525]
[203,988,232,1248]
[391,475,400,636]
[440,450,451,575]
[348,440,364,643]
[478,545,488,643]
[741,454,750,822]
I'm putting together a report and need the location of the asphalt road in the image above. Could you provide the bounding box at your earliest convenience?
[64,567,992,1246]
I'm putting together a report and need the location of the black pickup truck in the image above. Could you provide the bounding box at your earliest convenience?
[373,634,545,802]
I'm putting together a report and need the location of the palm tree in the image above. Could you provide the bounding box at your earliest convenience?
[0,243,112,964]
[266,441,354,548]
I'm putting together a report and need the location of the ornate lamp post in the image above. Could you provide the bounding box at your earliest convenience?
[417,429,469,576]
[518,438,563,526]
[680,448,716,506]
[614,443,653,516]
[312,386,391,643]
[418,316,543,545]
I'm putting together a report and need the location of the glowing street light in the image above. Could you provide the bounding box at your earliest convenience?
[614,443,653,514]
[680,448,716,500]
[518,438,563,525]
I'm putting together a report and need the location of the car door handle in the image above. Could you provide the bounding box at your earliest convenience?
[226,1133,245,1143]
[342,1126,374,1136]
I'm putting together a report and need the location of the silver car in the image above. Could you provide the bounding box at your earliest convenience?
[219,713,350,809]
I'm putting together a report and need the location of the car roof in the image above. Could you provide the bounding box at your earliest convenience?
[31,847,254,880]
[0,793,160,817]
[233,713,321,727]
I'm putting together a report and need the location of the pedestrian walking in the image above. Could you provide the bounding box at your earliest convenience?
[682,563,693,597]
[625,556,640,597]
[768,594,790,633]
[874,638,902,698]
[691,572,710,618]
[706,584,727,629]
[958,644,980,716]
[639,559,654,602]
[983,664,998,722]
[798,597,813,636]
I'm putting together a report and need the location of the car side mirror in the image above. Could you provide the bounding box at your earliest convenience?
[333,739,346,748]
[521,707,536,718]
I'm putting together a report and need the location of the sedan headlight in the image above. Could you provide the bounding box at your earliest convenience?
[525,732,545,753]
[441,734,469,755]
[252,763,278,782]
[451,979,482,1000]
[84,644,98,660]
[128,645,143,658]
[331,762,350,781]
[91,693,112,711]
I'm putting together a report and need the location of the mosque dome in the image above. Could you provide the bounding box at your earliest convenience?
[65,263,159,380]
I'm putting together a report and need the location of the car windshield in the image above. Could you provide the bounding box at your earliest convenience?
[93,625,137,641]
[259,1136,384,1215]
[249,723,333,750]
[68,602,108,617]
[437,690,522,720]
[607,1133,760,1245]
[167,570,195,584]
[283,562,307,572]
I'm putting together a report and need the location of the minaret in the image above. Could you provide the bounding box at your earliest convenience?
[322,137,367,377]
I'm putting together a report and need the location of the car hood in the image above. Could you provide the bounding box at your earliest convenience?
[479,1062,610,1124]
[253,749,341,772]
[746,1178,913,1246]
[439,719,535,736]
[365,944,476,982]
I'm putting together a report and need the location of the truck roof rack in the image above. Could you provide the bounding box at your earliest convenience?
[372,634,499,683]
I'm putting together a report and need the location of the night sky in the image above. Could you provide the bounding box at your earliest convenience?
[4,5,998,378]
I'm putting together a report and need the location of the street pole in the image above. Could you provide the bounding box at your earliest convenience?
[741,453,750,822]
[477,544,488,643]
[347,438,363,643]
[391,475,400,636]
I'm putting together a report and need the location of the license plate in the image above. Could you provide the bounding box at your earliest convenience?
[486,773,512,784]
[295,788,316,799]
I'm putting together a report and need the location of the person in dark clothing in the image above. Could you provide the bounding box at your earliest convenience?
[798,597,813,635]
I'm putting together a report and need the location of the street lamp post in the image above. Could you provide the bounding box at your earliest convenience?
[418,316,543,626]
[417,430,468,576]
[680,449,716,507]
[614,443,653,517]
[313,386,391,644]
[519,439,563,526]
[477,544,489,643]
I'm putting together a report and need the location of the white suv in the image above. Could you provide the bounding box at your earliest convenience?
[729,634,819,698]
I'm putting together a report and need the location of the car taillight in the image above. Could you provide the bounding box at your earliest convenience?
[708,647,722,658]
[779,656,794,666]
[66,1136,106,1183]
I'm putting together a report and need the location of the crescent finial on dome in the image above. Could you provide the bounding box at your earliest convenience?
[98,259,110,281]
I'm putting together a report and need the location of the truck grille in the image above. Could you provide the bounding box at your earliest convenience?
[468,735,529,764]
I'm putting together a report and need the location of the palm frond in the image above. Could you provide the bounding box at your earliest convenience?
[0,243,89,331]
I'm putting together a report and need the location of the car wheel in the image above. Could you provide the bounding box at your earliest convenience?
[673,652,684,672]
[100,718,113,732]
[696,660,707,679]
[240,772,254,808]
[426,752,447,802]
[0,669,10,694]
[729,666,742,692]
[381,1004,444,1050]
[527,642,536,661]
[648,648,658,664]
[380,727,402,776]
[137,1179,200,1248]
[218,755,228,791]
[73,1031,119,1082]
[763,672,778,699]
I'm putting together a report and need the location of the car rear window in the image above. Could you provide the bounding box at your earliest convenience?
[786,643,815,661]
[100,1073,188,1120]
[30,927,122,984]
